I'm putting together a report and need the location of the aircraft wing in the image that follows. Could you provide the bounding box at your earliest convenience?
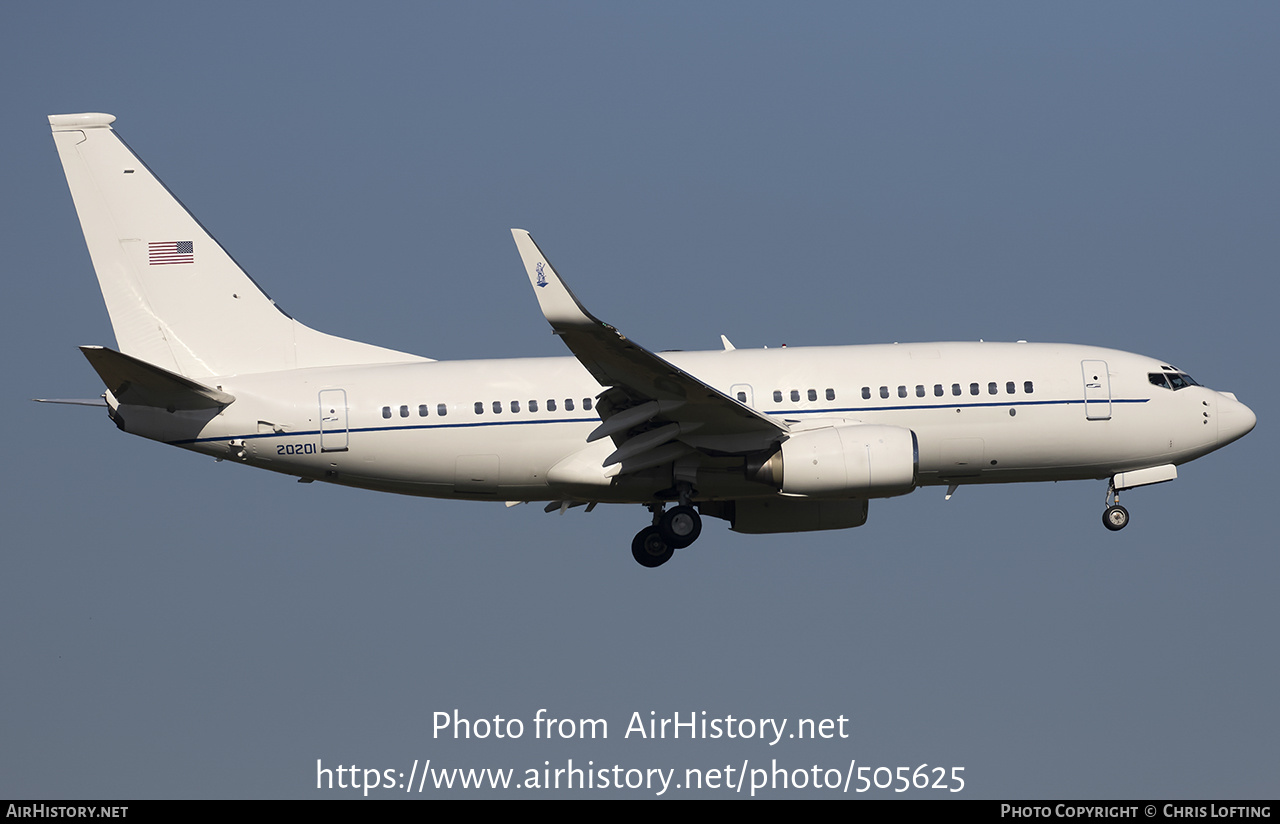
[511,230,786,471]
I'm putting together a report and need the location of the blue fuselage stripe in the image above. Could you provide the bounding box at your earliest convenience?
[165,397,1147,446]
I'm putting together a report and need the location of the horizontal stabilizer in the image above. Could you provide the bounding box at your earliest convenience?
[33,398,108,407]
[80,345,235,410]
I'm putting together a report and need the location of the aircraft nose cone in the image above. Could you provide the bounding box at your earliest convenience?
[1217,392,1257,447]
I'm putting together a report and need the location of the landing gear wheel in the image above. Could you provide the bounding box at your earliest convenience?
[632,526,674,568]
[659,505,702,548]
[1103,505,1129,531]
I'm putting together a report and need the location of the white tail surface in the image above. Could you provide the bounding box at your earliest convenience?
[49,113,428,378]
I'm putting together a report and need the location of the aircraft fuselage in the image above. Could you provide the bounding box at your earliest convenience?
[111,341,1252,504]
[48,111,1256,566]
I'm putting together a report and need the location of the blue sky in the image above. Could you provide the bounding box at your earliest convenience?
[2,2,1276,798]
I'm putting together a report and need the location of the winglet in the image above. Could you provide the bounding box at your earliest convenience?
[511,229,603,331]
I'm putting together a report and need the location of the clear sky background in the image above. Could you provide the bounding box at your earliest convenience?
[2,2,1276,799]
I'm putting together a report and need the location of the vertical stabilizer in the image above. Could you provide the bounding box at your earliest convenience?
[49,113,428,377]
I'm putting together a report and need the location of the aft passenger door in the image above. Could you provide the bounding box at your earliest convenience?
[1081,360,1111,421]
[319,389,350,452]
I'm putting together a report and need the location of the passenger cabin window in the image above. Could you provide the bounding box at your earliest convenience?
[547,399,557,411]
[492,401,502,414]
[382,406,392,419]
[474,402,484,415]
[916,385,925,398]
[988,382,997,395]
[952,384,962,396]
[737,391,747,402]
[400,405,409,417]
[934,384,944,397]
[826,388,835,401]
[862,387,871,400]
[774,390,783,403]
[970,383,979,396]
[419,404,429,417]
[791,390,800,402]
[511,400,521,413]
[898,386,907,398]
[584,398,593,410]
[808,389,817,402]
[880,386,889,399]
[1006,381,1016,394]
[565,399,575,411]
[529,400,538,412]
[437,404,448,416]
[1024,381,1034,394]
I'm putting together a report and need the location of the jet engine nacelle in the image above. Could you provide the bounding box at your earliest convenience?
[751,424,918,498]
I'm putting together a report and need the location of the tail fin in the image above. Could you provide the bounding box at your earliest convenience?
[49,113,428,378]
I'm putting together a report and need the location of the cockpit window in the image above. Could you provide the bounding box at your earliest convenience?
[1150,369,1199,390]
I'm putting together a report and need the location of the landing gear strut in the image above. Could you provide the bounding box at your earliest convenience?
[1102,480,1129,531]
[631,493,703,568]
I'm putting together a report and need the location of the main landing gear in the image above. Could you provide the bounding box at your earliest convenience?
[631,498,703,568]
[1102,480,1129,532]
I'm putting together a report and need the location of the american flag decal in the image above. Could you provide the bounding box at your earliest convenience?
[148,240,194,265]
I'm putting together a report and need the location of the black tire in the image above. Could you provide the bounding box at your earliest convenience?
[1102,505,1129,531]
[632,526,674,567]
[659,505,702,548]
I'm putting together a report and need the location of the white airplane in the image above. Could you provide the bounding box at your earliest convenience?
[45,112,1256,567]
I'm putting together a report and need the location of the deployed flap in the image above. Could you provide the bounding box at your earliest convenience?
[511,230,786,465]
[80,345,235,410]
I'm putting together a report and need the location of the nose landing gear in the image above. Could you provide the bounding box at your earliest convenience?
[1103,504,1130,531]
[1102,480,1129,531]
